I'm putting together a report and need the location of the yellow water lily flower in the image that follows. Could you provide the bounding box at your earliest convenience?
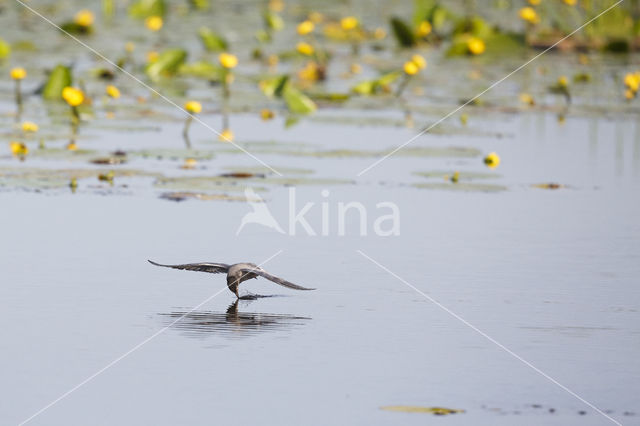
[624,72,640,92]
[528,0,541,4]
[218,128,234,142]
[67,142,78,151]
[563,0,577,5]
[484,152,500,169]
[411,54,427,70]
[184,100,202,114]
[298,61,321,81]
[417,21,432,37]
[182,158,198,169]
[467,37,485,55]
[106,85,120,99]
[341,16,358,31]
[74,10,95,27]
[145,16,163,31]
[10,141,28,156]
[297,20,314,35]
[519,7,539,24]
[147,51,159,63]
[296,41,314,56]
[403,61,419,75]
[62,87,84,106]
[451,171,460,183]
[21,121,39,132]
[219,52,238,69]
[519,93,535,105]
[558,75,569,87]
[260,108,275,120]
[10,67,26,80]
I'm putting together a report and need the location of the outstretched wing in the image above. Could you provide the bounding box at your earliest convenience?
[239,267,315,291]
[148,260,229,274]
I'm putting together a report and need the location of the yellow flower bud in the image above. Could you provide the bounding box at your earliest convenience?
[147,51,159,63]
[218,128,234,142]
[624,72,639,92]
[403,61,419,76]
[558,76,569,87]
[417,21,432,37]
[519,93,535,105]
[467,37,485,55]
[106,85,120,99]
[184,100,202,114]
[563,0,577,5]
[74,10,95,27]
[10,141,29,156]
[62,87,85,107]
[341,16,358,31]
[297,20,314,35]
[411,54,426,70]
[296,41,314,56]
[67,142,78,151]
[519,7,539,24]
[219,52,238,69]
[21,121,39,132]
[10,67,26,80]
[260,108,275,120]
[145,16,163,31]
[484,152,500,169]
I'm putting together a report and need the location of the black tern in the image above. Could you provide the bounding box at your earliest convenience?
[148,260,314,298]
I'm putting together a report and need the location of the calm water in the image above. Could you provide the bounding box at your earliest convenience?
[1,1,640,425]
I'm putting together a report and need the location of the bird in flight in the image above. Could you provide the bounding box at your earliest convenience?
[148,260,314,299]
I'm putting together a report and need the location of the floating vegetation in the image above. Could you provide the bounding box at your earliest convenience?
[414,182,507,192]
[159,192,253,202]
[0,167,160,190]
[380,406,465,415]
[413,170,501,180]
[532,183,565,190]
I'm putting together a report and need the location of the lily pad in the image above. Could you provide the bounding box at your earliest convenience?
[381,406,464,415]
[414,182,506,192]
[0,38,10,59]
[146,49,188,80]
[129,0,165,18]
[42,65,73,100]
[198,27,228,52]
[159,192,252,202]
[414,170,501,179]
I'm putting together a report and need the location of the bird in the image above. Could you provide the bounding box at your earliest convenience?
[148,260,314,299]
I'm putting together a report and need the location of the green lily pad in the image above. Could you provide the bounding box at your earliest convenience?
[159,192,254,202]
[198,27,228,52]
[129,0,165,18]
[179,61,223,80]
[42,65,73,101]
[146,49,188,80]
[131,149,215,160]
[381,406,464,415]
[414,170,501,179]
[390,16,416,47]
[414,182,507,192]
[0,38,10,59]
[283,86,316,114]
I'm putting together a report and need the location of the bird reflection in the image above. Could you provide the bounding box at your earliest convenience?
[160,299,311,339]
